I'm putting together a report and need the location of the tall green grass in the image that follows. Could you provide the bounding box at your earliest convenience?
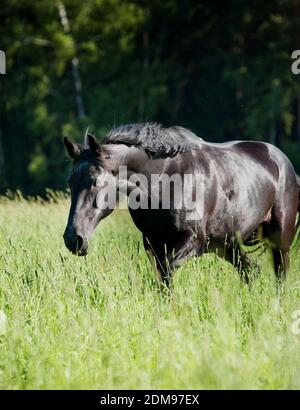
[0,196,300,389]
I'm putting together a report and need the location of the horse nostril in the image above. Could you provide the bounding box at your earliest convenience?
[63,229,88,255]
[76,235,84,251]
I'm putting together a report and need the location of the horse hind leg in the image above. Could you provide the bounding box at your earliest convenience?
[223,242,254,283]
[264,202,297,282]
[272,248,289,282]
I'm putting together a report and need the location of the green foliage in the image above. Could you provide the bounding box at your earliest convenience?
[1,0,300,193]
[1,199,300,389]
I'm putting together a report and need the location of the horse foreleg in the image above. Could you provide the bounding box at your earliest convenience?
[143,236,167,285]
[143,231,205,287]
[162,230,205,283]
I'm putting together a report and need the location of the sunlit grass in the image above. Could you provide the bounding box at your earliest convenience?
[0,195,300,389]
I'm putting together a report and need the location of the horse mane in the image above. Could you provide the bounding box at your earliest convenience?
[102,123,201,159]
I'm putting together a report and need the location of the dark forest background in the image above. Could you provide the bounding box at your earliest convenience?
[1,0,300,194]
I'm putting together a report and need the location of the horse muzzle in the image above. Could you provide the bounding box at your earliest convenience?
[63,230,89,256]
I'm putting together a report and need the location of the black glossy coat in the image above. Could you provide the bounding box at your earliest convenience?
[63,124,300,284]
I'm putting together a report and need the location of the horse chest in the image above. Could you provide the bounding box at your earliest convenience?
[128,208,180,236]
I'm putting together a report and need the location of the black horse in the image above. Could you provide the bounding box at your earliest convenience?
[63,123,300,284]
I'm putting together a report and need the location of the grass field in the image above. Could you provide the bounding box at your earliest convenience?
[1,194,300,389]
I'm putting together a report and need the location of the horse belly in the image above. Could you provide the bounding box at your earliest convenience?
[207,178,276,242]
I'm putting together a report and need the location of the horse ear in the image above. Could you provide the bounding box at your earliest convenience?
[87,133,101,156]
[63,137,81,158]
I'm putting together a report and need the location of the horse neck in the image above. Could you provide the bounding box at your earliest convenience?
[102,144,165,195]
[102,144,152,176]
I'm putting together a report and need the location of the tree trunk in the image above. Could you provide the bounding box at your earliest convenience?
[57,1,86,119]
[0,131,6,190]
[293,0,300,147]
[296,88,300,145]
